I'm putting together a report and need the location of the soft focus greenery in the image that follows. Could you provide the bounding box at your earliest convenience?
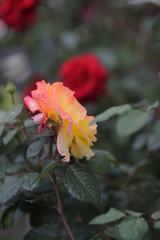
[0,0,160,239]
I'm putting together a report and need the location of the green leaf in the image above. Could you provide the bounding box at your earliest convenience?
[0,170,6,179]
[0,110,6,123]
[89,207,125,225]
[147,101,159,111]
[124,210,143,218]
[1,206,16,229]
[154,120,160,138]
[92,104,131,124]
[19,172,40,191]
[89,233,103,240]
[132,133,148,150]
[24,224,92,240]
[32,161,58,186]
[24,225,57,240]
[87,149,113,175]
[120,164,133,174]
[0,124,4,136]
[151,210,160,220]
[154,221,160,229]
[116,109,149,137]
[2,129,18,145]
[128,0,160,6]
[4,104,23,123]
[0,176,20,204]
[26,140,43,158]
[24,119,36,128]
[1,163,21,174]
[64,163,101,204]
[106,217,148,240]
[147,134,160,151]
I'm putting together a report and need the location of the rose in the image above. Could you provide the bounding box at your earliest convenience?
[0,0,38,31]
[24,80,97,162]
[59,54,109,102]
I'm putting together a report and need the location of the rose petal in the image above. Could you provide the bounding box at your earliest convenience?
[57,126,70,162]
[75,135,94,160]
[33,113,44,124]
[24,96,39,113]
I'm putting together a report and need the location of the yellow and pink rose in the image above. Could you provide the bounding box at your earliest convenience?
[24,80,97,162]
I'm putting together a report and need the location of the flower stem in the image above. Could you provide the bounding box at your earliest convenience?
[38,159,75,240]
[11,93,15,105]
[51,176,75,240]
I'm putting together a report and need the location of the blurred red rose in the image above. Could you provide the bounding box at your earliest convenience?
[23,75,41,97]
[59,54,109,102]
[0,0,38,31]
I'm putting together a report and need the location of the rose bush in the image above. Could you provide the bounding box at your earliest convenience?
[59,54,109,102]
[0,0,38,31]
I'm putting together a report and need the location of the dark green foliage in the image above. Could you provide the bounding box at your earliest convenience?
[0,176,20,205]
[86,149,112,175]
[19,172,40,191]
[1,206,16,229]
[89,207,125,225]
[24,224,92,240]
[106,217,148,240]
[4,104,23,123]
[116,109,149,137]
[26,141,43,158]
[64,163,101,204]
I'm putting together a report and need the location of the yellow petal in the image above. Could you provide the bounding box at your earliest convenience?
[57,126,70,162]
[75,135,94,160]
[70,140,84,159]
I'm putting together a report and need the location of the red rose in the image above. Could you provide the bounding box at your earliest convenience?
[0,0,38,31]
[59,54,109,102]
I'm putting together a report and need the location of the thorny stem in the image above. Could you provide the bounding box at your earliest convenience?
[37,158,75,240]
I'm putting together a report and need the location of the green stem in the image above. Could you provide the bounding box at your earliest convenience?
[11,93,15,105]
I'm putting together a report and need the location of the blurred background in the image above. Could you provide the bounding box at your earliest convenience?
[0,0,160,110]
[0,0,160,239]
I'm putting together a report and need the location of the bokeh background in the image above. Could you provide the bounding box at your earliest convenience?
[0,0,160,239]
[0,0,160,108]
